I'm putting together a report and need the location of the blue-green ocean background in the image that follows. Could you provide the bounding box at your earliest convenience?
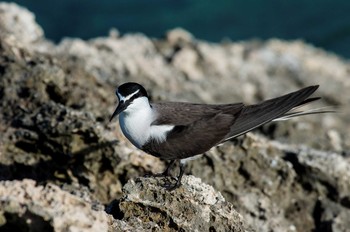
[5,0,350,58]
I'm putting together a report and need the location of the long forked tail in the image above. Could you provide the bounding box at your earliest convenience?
[221,85,331,142]
[273,106,335,121]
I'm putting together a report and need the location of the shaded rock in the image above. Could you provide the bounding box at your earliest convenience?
[188,133,350,232]
[110,176,253,232]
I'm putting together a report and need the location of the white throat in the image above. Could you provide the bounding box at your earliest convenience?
[118,97,174,148]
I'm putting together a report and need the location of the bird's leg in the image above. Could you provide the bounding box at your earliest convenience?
[144,160,176,179]
[163,161,185,191]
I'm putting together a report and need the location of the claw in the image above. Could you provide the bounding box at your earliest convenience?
[162,161,185,191]
[144,172,167,178]
[162,178,182,191]
[143,160,185,191]
[144,160,176,178]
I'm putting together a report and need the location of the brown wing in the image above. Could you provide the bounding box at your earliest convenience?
[151,102,244,126]
[142,113,236,160]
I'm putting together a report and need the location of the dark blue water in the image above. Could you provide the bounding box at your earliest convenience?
[5,0,350,58]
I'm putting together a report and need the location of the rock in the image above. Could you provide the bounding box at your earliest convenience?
[111,176,253,232]
[0,3,43,44]
[189,133,350,232]
[0,2,52,53]
[0,178,252,232]
[0,2,349,232]
[0,179,109,232]
[166,28,194,45]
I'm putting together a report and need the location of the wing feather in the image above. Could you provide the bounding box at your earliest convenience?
[220,85,319,142]
[143,113,236,160]
[151,102,243,126]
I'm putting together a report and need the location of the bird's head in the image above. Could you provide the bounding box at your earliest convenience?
[110,82,149,121]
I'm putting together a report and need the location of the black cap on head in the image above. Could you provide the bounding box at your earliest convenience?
[116,82,148,99]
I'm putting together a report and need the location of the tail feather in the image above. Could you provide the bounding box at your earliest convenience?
[220,85,320,143]
[273,106,336,121]
[294,97,321,108]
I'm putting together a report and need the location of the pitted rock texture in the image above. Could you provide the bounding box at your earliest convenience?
[0,179,109,232]
[112,176,253,232]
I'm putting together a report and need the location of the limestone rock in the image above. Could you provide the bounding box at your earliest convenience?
[0,2,48,51]
[189,133,350,232]
[113,176,253,232]
[0,179,109,232]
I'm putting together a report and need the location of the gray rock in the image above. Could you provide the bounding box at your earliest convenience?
[189,133,350,232]
[0,178,253,232]
[0,3,43,44]
[115,176,253,232]
[0,179,109,232]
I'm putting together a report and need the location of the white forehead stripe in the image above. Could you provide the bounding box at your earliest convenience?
[118,89,140,102]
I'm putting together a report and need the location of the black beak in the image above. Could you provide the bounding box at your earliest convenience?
[110,101,126,122]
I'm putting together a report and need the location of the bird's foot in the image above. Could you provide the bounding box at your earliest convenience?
[161,178,182,191]
[161,163,185,191]
[144,172,157,178]
[143,173,180,190]
[144,160,184,191]
[144,172,165,178]
[144,171,175,179]
[144,160,176,178]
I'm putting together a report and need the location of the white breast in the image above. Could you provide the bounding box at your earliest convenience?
[149,125,175,143]
[119,107,151,148]
[118,98,174,148]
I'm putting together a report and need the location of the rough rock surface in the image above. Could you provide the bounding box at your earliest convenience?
[0,179,108,232]
[0,3,349,232]
[190,133,350,232]
[109,176,253,232]
[0,2,43,45]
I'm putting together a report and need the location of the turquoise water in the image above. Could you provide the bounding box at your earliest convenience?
[5,0,350,58]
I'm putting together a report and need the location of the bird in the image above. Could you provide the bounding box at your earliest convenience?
[110,82,332,190]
